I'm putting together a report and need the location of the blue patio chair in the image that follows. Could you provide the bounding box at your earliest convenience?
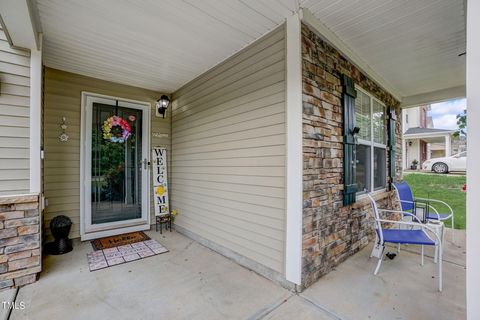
[393,181,454,242]
[367,193,443,291]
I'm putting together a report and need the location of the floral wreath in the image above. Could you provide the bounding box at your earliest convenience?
[102,115,132,143]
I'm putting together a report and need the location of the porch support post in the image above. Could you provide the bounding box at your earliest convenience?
[285,11,303,286]
[29,35,42,194]
[444,134,451,157]
[467,0,480,318]
[0,0,43,195]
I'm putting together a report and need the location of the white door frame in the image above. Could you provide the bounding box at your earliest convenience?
[80,92,151,241]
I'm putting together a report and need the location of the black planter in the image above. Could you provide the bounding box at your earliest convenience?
[45,215,73,255]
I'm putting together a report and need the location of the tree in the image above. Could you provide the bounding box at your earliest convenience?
[454,109,467,137]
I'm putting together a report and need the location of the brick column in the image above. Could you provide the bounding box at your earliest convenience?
[300,22,402,288]
[0,194,41,289]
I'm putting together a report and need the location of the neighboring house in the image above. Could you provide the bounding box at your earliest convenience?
[0,1,466,293]
[402,106,455,170]
[452,135,467,154]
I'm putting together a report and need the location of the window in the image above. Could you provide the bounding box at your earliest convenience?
[355,87,387,194]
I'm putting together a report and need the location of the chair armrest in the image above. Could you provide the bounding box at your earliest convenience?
[416,203,441,218]
[376,218,443,245]
[427,208,440,220]
[398,199,440,214]
[377,209,422,223]
[414,197,454,214]
[377,218,426,229]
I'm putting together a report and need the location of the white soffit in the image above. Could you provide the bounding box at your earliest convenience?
[0,0,40,50]
[36,0,292,93]
[301,0,466,98]
[36,0,465,98]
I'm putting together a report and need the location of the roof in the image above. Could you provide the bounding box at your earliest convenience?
[404,127,455,136]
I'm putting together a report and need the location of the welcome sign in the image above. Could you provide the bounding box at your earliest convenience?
[152,147,169,216]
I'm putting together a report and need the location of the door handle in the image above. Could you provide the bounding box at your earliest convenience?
[142,158,150,170]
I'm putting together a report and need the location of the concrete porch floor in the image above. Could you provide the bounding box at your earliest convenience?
[297,228,466,320]
[7,229,465,320]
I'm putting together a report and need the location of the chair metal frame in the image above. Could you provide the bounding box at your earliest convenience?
[392,181,454,242]
[367,193,443,292]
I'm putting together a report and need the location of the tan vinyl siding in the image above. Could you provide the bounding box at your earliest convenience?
[171,26,286,273]
[0,26,31,195]
[43,68,169,239]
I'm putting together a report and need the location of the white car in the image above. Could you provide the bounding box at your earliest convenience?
[422,151,467,173]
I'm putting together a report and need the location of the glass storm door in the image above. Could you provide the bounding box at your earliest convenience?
[82,95,150,239]
[91,103,143,224]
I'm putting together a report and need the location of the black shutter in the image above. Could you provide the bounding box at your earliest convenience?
[341,75,357,205]
[388,107,397,189]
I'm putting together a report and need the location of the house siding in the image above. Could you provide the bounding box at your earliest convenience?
[43,68,169,239]
[301,23,403,288]
[0,26,31,195]
[171,26,286,274]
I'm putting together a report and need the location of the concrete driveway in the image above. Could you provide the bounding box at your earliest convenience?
[5,229,465,320]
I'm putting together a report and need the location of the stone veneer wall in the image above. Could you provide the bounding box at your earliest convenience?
[0,194,41,289]
[301,23,403,288]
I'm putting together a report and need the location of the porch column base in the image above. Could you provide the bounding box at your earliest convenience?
[0,194,42,289]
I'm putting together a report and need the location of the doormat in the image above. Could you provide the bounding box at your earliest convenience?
[87,240,168,271]
[91,231,150,251]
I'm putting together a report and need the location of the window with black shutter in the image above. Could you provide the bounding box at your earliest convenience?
[341,75,357,205]
[388,107,397,188]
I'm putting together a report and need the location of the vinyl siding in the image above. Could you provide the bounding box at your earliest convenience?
[43,68,169,239]
[171,26,286,273]
[0,26,31,195]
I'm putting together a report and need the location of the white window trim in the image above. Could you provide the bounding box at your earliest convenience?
[355,85,387,196]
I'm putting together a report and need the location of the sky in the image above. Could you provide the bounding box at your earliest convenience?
[429,98,466,130]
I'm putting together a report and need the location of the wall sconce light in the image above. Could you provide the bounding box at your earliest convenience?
[408,141,413,147]
[156,95,170,118]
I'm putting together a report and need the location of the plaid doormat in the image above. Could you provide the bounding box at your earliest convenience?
[87,240,168,271]
[91,231,150,250]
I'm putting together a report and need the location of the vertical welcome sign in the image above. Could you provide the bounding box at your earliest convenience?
[152,147,169,216]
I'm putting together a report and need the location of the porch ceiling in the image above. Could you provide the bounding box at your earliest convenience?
[35,0,465,98]
[304,0,466,98]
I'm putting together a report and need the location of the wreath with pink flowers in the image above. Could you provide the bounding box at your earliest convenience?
[102,115,132,143]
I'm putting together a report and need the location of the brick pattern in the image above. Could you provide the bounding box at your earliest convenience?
[0,194,41,289]
[301,23,403,288]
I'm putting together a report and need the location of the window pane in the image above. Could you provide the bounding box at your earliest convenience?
[373,100,385,144]
[355,90,371,141]
[374,147,386,190]
[356,144,371,193]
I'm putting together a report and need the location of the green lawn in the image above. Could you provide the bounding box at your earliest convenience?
[403,173,466,229]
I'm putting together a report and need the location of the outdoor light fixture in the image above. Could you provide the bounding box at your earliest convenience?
[156,95,170,118]
[409,141,413,146]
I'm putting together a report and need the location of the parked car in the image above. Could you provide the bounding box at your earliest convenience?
[422,151,467,173]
